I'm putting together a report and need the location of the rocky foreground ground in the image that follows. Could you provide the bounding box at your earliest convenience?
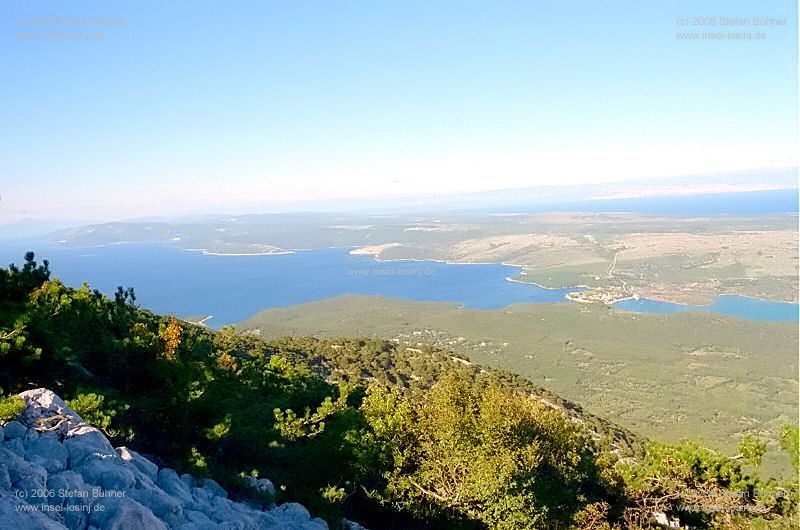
[0,388,359,529]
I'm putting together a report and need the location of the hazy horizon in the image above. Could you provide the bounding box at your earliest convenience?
[1,167,798,226]
[2,1,797,222]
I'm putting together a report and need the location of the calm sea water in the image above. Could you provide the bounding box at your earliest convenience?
[1,243,796,327]
[0,243,578,327]
[613,296,798,323]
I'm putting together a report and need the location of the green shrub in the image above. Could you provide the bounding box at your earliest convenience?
[67,392,133,440]
[0,394,25,422]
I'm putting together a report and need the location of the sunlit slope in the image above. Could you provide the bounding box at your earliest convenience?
[241,295,799,477]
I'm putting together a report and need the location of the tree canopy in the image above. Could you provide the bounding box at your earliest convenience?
[1,253,797,529]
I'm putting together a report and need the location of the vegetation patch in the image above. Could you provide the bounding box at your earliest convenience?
[1,252,797,529]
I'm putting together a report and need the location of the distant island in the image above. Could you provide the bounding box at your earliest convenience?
[45,206,799,306]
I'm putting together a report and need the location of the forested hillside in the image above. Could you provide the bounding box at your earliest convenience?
[1,253,797,529]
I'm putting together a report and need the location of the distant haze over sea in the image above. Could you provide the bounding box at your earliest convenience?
[0,168,796,226]
[1,187,798,241]
[482,188,799,216]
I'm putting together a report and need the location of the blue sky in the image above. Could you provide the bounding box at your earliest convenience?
[1,1,797,221]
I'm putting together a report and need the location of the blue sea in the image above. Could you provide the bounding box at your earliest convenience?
[0,243,796,327]
[613,295,798,323]
[0,244,578,327]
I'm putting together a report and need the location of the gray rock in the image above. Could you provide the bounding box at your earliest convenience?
[88,496,167,530]
[243,475,276,498]
[217,520,261,530]
[18,389,83,435]
[344,519,370,530]
[172,524,211,530]
[3,438,25,457]
[6,453,47,490]
[0,490,68,529]
[25,437,68,473]
[47,470,87,494]
[3,421,27,440]
[36,429,63,442]
[74,459,136,491]
[180,472,195,489]
[156,468,194,505]
[202,478,228,498]
[3,389,338,530]
[0,447,23,469]
[129,481,184,527]
[189,486,213,513]
[273,502,312,525]
[15,471,49,498]
[62,501,92,530]
[183,509,213,525]
[308,517,330,530]
[41,505,67,527]
[116,447,158,482]
[251,510,285,528]
[130,470,159,492]
[64,429,115,468]
[208,495,240,523]
[46,470,93,528]
[0,462,11,489]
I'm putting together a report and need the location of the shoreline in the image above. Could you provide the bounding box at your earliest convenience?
[504,276,589,292]
[370,252,797,308]
[37,242,800,309]
[184,247,295,257]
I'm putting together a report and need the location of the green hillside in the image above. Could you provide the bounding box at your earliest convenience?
[241,295,799,479]
[1,253,797,529]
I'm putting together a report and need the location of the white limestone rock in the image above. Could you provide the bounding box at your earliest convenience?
[1,389,350,530]
[18,389,83,438]
[116,446,158,482]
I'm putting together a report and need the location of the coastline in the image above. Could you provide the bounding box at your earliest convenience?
[183,247,295,257]
[200,250,294,256]
[36,242,800,312]
[351,244,800,308]
[504,275,589,292]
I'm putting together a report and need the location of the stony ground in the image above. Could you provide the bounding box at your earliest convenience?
[0,389,352,530]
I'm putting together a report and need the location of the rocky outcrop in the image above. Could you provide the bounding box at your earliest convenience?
[0,388,330,529]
